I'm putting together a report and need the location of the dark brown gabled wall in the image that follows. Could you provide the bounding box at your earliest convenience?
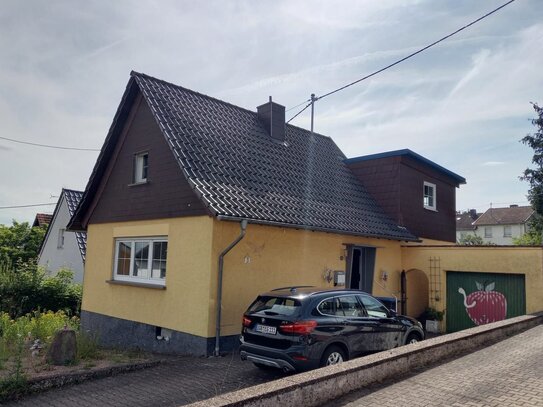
[85,92,208,225]
[347,155,457,242]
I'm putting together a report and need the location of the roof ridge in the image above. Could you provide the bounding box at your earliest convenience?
[62,188,84,194]
[130,71,332,140]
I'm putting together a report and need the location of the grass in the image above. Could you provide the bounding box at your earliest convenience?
[76,331,100,361]
[0,311,154,401]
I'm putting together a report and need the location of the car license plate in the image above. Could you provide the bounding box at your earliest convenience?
[255,324,277,335]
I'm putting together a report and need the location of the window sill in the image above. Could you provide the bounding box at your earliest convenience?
[128,180,149,187]
[423,206,438,212]
[106,280,166,290]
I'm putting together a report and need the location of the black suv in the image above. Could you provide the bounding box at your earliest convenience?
[240,287,424,372]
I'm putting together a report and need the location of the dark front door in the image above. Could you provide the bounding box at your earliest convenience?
[347,246,376,293]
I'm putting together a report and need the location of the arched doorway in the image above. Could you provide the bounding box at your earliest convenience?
[403,268,429,318]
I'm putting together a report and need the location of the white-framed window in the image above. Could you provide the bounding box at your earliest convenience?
[114,237,167,285]
[133,152,148,183]
[503,225,512,238]
[484,227,492,238]
[423,181,436,210]
[57,228,65,249]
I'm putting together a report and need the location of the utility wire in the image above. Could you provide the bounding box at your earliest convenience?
[0,203,56,210]
[286,98,311,112]
[286,0,516,123]
[0,136,100,151]
[286,102,313,124]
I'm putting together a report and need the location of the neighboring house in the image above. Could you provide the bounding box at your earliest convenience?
[68,72,466,355]
[38,189,86,283]
[32,213,52,228]
[471,205,535,245]
[455,209,480,242]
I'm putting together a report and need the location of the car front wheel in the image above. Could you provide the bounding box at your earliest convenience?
[320,345,347,367]
[406,332,422,345]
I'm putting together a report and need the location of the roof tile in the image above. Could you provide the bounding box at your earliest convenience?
[131,72,416,241]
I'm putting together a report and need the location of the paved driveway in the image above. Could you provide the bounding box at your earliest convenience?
[328,324,543,407]
[7,353,286,407]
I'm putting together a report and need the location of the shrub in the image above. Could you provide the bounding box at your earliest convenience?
[0,311,79,343]
[0,260,81,318]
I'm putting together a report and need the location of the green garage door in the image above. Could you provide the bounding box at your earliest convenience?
[446,271,526,333]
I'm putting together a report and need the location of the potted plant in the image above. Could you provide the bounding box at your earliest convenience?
[422,307,444,333]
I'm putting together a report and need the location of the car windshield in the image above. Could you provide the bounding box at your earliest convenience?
[248,296,302,316]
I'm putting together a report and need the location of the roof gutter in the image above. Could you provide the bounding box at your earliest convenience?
[214,219,248,357]
[216,215,419,242]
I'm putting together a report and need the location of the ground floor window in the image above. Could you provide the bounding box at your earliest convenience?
[114,237,167,285]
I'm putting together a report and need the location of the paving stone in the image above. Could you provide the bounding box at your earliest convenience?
[6,325,542,406]
[328,325,543,407]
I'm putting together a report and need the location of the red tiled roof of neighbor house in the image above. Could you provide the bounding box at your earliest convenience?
[473,205,534,226]
[32,213,52,227]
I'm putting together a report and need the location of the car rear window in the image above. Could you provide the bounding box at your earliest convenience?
[248,296,302,316]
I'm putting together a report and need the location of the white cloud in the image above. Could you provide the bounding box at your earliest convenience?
[482,161,506,166]
[0,0,541,224]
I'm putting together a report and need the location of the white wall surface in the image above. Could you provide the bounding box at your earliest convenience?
[456,223,527,245]
[38,196,84,283]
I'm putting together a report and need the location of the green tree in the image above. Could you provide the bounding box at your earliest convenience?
[458,234,484,245]
[512,232,541,246]
[520,103,543,245]
[0,260,81,318]
[0,221,47,264]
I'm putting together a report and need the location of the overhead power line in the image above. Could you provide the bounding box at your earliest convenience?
[287,0,517,123]
[286,102,313,124]
[0,136,101,151]
[286,98,311,113]
[0,203,57,210]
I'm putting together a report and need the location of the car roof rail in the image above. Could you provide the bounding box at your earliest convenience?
[271,285,315,293]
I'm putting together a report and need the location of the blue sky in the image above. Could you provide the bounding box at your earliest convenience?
[0,0,542,225]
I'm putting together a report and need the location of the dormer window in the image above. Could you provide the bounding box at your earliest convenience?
[134,152,148,183]
[423,181,436,211]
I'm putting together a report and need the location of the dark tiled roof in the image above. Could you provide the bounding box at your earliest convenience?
[33,213,52,227]
[473,206,534,226]
[346,149,466,185]
[456,211,480,230]
[63,189,87,261]
[130,72,416,241]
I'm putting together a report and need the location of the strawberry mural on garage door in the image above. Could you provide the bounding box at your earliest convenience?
[458,282,507,326]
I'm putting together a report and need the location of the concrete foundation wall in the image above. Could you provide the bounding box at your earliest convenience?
[81,310,238,356]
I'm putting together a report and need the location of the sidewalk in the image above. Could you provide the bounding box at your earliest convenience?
[328,324,543,406]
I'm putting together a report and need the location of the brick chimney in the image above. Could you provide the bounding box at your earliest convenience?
[257,97,285,142]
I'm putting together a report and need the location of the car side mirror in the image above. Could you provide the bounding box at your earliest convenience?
[388,309,397,317]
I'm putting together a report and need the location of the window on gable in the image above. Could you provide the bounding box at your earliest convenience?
[114,237,167,285]
[503,225,512,238]
[133,152,148,183]
[423,181,436,211]
[484,227,492,238]
[57,229,65,249]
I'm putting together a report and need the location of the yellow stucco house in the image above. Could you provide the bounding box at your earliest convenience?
[69,72,541,356]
